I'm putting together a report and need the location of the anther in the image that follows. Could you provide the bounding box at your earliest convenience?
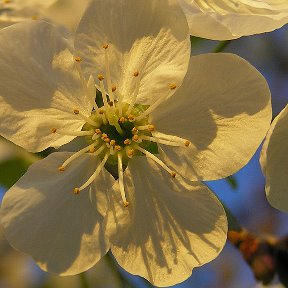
[124,139,131,145]
[74,56,82,63]
[74,188,80,195]
[3,0,11,3]
[133,71,139,77]
[184,140,190,147]
[101,133,108,140]
[171,172,176,178]
[115,145,122,151]
[124,201,129,207]
[127,149,134,158]
[98,74,104,81]
[73,109,80,115]
[110,140,116,146]
[89,147,95,153]
[102,44,109,49]
[148,125,155,131]
[128,114,135,122]
[95,128,102,134]
[132,127,138,134]
[51,128,57,134]
[98,109,104,115]
[132,135,140,142]
[112,85,117,92]
[169,83,177,90]
[58,166,65,172]
[104,138,111,143]
[108,101,114,106]
[119,117,126,123]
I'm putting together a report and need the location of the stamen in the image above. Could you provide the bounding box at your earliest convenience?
[75,153,109,193]
[98,77,109,109]
[51,128,57,134]
[169,83,177,90]
[92,133,101,141]
[132,135,140,142]
[135,145,176,178]
[126,71,140,115]
[118,153,129,207]
[119,117,126,123]
[132,127,138,134]
[60,144,95,170]
[126,149,134,158]
[103,44,115,104]
[140,135,187,147]
[94,144,106,156]
[74,56,82,63]
[87,75,98,110]
[152,133,191,147]
[124,139,131,145]
[128,114,135,122]
[136,124,155,131]
[73,109,99,126]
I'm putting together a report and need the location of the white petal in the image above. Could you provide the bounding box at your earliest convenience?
[151,53,272,181]
[1,152,115,275]
[260,105,288,212]
[179,0,288,40]
[105,157,227,287]
[75,0,190,105]
[0,21,94,152]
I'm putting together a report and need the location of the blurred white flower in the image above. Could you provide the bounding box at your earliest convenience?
[260,104,288,213]
[178,0,288,40]
[0,0,90,31]
[0,0,271,286]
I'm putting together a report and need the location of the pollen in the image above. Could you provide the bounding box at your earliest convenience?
[112,85,117,92]
[132,135,139,142]
[74,188,80,194]
[97,74,104,81]
[124,201,129,207]
[133,71,139,77]
[89,147,95,153]
[184,140,190,147]
[58,166,65,172]
[132,127,138,134]
[119,117,126,123]
[104,138,111,143]
[73,109,80,115]
[169,83,177,90]
[110,140,116,146]
[171,172,176,178]
[128,114,135,122]
[101,133,108,140]
[108,101,114,106]
[51,128,57,134]
[74,56,82,63]
[98,109,104,115]
[127,149,134,158]
[102,44,109,49]
[115,145,122,151]
[95,128,102,134]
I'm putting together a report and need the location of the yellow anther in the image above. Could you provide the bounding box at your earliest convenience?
[31,15,38,20]
[58,166,65,172]
[119,117,126,123]
[115,145,122,151]
[128,114,135,122]
[132,127,138,134]
[148,125,155,131]
[169,83,177,90]
[184,140,190,147]
[112,85,117,92]
[127,149,134,158]
[98,108,104,115]
[89,147,95,153]
[133,71,139,77]
[104,138,111,143]
[124,201,129,207]
[98,74,104,81]
[51,128,57,134]
[95,128,102,134]
[108,101,114,106]
[110,140,116,146]
[124,139,131,145]
[101,133,108,139]
[74,188,80,194]
[74,56,82,63]
[132,135,139,142]
[73,109,80,115]
[3,0,11,3]
[102,44,109,49]
[171,172,176,178]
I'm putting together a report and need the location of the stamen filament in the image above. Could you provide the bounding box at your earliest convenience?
[74,110,99,126]
[104,47,115,104]
[87,75,98,110]
[99,79,109,109]
[76,153,109,192]
[135,145,176,177]
[118,153,129,207]
[152,133,191,147]
[126,75,140,115]
[93,144,106,156]
[141,135,186,147]
[136,125,155,131]
[61,144,95,169]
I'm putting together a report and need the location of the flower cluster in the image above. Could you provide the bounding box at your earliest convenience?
[0,0,284,287]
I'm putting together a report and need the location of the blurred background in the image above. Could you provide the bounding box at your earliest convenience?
[0,12,288,288]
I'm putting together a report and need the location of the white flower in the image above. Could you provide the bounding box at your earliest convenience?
[178,0,288,40]
[0,0,90,31]
[0,0,271,286]
[260,105,288,213]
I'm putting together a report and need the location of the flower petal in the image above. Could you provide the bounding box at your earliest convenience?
[105,157,227,287]
[260,105,288,212]
[179,0,288,40]
[75,0,190,105]
[0,21,94,152]
[151,53,272,181]
[1,152,114,275]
